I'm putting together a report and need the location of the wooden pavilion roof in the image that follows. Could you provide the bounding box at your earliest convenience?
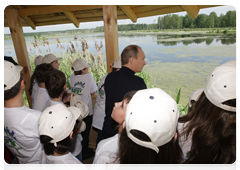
[4,5,220,30]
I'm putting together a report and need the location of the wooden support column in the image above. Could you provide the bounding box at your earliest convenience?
[103,5,119,73]
[5,9,32,108]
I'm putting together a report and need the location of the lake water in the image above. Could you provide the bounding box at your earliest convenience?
[4,32,236,105]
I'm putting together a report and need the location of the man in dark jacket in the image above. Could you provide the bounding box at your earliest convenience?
[102,45,147,139]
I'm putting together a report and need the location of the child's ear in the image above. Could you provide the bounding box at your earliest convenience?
[20,80,25,90]
[122,121,126,129]
[174,132,177,141]
[70,131,74,139]
[64,84,66,90]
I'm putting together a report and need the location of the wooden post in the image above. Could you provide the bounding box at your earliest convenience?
[103,5,119,73]
[5,9,32,108]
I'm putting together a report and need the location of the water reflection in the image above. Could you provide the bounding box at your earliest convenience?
[156,35,236,46]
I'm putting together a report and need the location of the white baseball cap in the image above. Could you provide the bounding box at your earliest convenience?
[42,54,62,64]
[72,58,92,71]
[70,94,89,119]
[188,88,204,107]
[204,60,236,112]
[34,55,43,66]
[125,88,179,153]
[38,104,80,147]
[113,57,121,68]
[4,60,23,90]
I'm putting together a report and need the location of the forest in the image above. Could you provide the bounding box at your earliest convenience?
[92,10,236,32]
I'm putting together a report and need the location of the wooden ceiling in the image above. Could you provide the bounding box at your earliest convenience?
[4,5,220,30]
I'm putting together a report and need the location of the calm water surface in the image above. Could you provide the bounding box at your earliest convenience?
[4,33,236,105]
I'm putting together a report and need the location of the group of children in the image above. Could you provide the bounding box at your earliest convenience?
[4,51,236,164]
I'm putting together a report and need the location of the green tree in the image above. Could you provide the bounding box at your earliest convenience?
[183,14,194,28]
[195,14,208,28]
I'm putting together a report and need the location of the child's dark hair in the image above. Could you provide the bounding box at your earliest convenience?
[45,70,66,99]
[40,120,79,155]
[112,67,119,72]
[179,92,236,163]
[123,90,137,104]
[29,64,54,95]
[72,67,86,75]
[4,74,23,101]
[116,128,182,164]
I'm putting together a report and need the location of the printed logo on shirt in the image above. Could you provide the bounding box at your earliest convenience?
[71,81,85,95]
[4,126,22,151]
[99,84,105,99]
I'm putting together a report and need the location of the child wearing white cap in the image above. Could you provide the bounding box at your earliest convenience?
[178,60,236,163]
[42,53,62,70]
[93,90,136,164]
[70,58,98,160]
[45,69,87,162]
[93,57,122,145]
[94,88,183,164]
[4,60,43,164]
[31,63,55,111]
[38,104,83,164]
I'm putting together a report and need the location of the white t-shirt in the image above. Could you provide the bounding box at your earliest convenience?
[32,87,50,112]
[70,73,98,116]
[39,151,82,164]
[31,79,39,107]
[178,122,193,162]
[93,133,119,164]
[4,105,42,164]
[46,99,83,157]
[92,75,107,130]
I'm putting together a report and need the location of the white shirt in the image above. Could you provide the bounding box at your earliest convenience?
[92,75,107,130]
[32,87,50,112]
[46,99,83,157]
[31,79,39,107]
[4,105,42,164]
[93,134,119,164]
[178,122,193,162]
[40,151,82,164]
[70,73,98,116]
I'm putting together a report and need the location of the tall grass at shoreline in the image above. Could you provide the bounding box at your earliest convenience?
[22,37,188,115]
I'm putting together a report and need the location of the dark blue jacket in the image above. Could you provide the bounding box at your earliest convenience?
[102,66,147,138]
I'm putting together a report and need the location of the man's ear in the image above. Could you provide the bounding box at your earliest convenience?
[64,84,67,90]
[129,57,135,65]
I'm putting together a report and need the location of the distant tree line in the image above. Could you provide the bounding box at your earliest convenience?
[93,10,236,32]
[157,10,236,29]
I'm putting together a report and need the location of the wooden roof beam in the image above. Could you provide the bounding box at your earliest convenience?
[181,5,200,19]
[119,5,137,23]
[15,5,36,30]
[18,5,102,16]
[63,11,80,28]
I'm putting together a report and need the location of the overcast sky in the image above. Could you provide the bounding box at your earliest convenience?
[3,5,236,34]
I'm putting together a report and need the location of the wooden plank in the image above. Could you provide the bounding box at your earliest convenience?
[119,5,137,23]
[181,5,200,19]
[18,5,102,16]
[63,11,80,28]
[103,5,119,74]
[14,6,36,30]
[132,5,171,13]
[5,9,32,108]
[137,5,184,18]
